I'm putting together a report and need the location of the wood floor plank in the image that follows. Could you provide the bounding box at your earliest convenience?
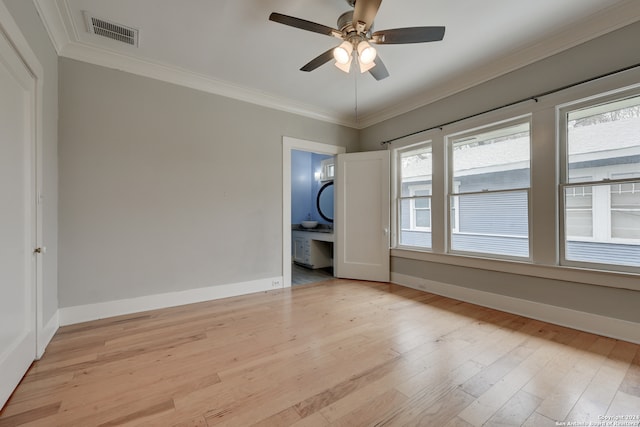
[406,387,477,427]
[293,355,403,418]
[319,309,524,424]
[205,347,401,426]
[521,411,557,427]
[328,388,409,426]
[444,416,476,427]
[521,332,599,399]
[317,344,446,423]
[563,340,637,423]
[458,327,565,426]
[484,389,542,426]
[171,416,208,427]
[0,402,61,427]
[97,399,175,427]
[534,336,617,422]
[1,279,638,427]
[289,411,330,427]
[619,346,640,398]
[373,360,483,426]
[250,407,301,427]
[606,390,640,417]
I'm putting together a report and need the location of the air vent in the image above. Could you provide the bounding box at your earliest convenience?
[84,12,139,47]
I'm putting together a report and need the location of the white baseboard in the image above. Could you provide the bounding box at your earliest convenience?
[392,272,640,345]
[37,311,59,358]
[58,276,284,326]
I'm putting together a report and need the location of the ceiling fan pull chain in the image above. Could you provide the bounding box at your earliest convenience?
[354,70,359,124]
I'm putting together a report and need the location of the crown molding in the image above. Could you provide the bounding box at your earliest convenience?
[34,0,640,130]
[33,0,69,54]
[59,41,356,127]
[356,0,640,128]
[32,0,358,128]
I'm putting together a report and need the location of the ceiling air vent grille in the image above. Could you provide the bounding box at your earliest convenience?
[85,13,139,47]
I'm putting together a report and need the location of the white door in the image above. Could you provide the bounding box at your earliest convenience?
[0,27,37,408]
[335,151,390,282]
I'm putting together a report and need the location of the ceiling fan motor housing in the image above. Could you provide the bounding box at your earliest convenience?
[337,11,354,33]
[337,10,373,39]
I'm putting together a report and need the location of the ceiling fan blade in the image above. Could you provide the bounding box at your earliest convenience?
[300,48,335,72]
[269,12,338,37]
[372,26,445,44]
[352,0,382,31]
[369,56,389,81]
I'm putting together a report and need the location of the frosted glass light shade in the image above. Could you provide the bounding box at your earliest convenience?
[335,57,352,73]
[357,41,377,65]
[333,41,353,64]
[359,60,376,73]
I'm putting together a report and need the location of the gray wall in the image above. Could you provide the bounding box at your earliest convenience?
[365,21,640,324]
[393,258,640,323]
[58,58,357,307]
[3,0,59,323]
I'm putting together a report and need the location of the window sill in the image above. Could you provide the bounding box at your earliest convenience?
[390,248,640,292]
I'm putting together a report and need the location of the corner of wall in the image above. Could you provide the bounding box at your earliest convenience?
[37,310,59,359]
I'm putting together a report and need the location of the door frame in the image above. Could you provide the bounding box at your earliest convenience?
[0,3,48,357]
[282,137,345,287]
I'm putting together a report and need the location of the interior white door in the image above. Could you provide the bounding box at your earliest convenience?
[0,28,37,408]
[335,151,390,282]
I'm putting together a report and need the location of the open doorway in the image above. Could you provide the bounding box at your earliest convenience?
[291,149,334,285]
[282,137,345,288]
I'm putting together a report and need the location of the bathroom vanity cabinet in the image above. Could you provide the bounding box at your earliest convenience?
[292,230,333,269]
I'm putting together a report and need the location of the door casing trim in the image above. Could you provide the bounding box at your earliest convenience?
[282,137,345,287]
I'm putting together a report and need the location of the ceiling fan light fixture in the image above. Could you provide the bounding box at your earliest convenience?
[333,41,353,65]
[268,0,446,81]
[357,41,377,65]
[359,59,376,73]
[335,56,353,73]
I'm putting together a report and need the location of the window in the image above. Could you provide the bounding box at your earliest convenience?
[561,93,640,269]
[565,182,593,238]
[448,119,531,258]
[396,142,432,249]
[320,158,334,181]
[410,185,431,230]
[610,174,640,240]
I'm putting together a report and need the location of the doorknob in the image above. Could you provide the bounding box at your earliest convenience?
[33,247,46,254]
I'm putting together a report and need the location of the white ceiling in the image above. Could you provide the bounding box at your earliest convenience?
[35,0,640,128]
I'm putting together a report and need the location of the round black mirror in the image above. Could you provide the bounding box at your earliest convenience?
[317,181,334,223]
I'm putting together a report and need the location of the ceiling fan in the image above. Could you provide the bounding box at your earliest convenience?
[269,0,445,80]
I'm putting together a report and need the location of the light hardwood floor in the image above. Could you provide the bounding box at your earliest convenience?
[1,279,639,426]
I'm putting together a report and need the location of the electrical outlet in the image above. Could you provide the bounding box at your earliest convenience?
[272,279,282,288]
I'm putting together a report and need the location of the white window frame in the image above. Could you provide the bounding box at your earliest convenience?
[564,178,594,240]
[408,184,431,232]
[320,158,335,181]
[564,171,640,245]
[558,88,640,272]
[392,139,433,250]
[447,116,533,261]
[609,172,640,243]
[450,181,460,234]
